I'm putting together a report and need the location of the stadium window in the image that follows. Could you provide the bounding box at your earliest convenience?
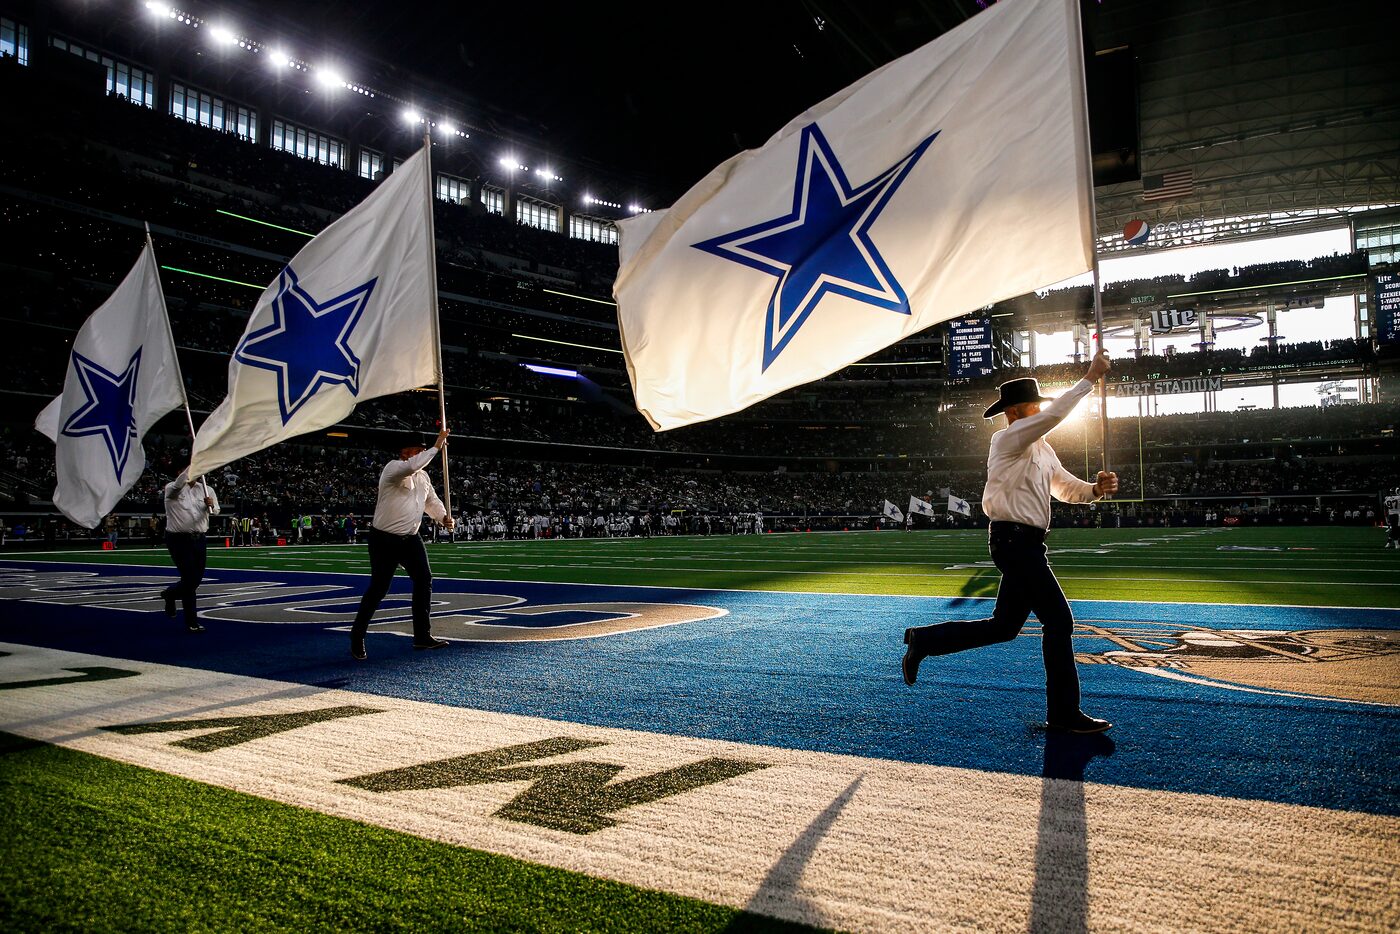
[271,118,345,169]
[517,197,560,233]
[49,36,154,108]
[358,148,383,181]
[481,185,505,216]
[170,82,257,143]
[436,173,470,205]
[568,214,618,246]
[1,18,28,66]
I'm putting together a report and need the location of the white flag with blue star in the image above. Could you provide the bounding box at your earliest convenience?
[948,494,974,517]
[615,0,1093,430]
[34,239,185,528]
[882,500,905,523]
[909,496,936,518]
[188,144,438,477]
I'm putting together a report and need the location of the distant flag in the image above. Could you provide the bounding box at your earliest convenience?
[188,143,439,477]
[34,238,185,528]
[908,496,936,518]
[882,500,905,523]
[1141,169,1194,202]
[614,0,1094,430]
[948,494,974,518]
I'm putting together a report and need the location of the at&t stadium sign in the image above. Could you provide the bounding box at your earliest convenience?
[1113,376,1223,397]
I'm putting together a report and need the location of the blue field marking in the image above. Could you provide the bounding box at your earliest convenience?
[1,560,1397,816]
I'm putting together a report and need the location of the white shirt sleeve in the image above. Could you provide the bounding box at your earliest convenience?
[423,481,447,524]
[997,379,1096,452]
[1050,463,1098,504]
[381,446,439,483]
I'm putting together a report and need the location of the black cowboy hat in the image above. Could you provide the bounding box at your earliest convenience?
[983,377,1054,419]
[390,432,429,453]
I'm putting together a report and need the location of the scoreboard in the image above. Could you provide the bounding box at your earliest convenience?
[947,316,994,378]
[1374,273,1400,345]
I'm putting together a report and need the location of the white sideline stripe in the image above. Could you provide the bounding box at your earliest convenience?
[0,643,1395,934]
[3,557,1400,613]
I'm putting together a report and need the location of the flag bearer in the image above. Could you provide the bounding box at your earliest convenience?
[900,352,1118,733]
[161,470,219,632]
[349,429,453,660]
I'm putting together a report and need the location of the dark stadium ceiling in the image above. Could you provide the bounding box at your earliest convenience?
[207,0,1397,230]
[36,0,1400,239]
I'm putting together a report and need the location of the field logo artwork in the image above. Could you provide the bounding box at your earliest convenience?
[692,123,939,370]
[234,267,378,424]
[1075,621,1400,707]
[0,570,723,643]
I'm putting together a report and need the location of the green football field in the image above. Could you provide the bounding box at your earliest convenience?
[11,525,1399,608]
[3,525,1398,932]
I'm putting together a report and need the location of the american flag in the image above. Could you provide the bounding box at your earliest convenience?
[1142,170,1194,201]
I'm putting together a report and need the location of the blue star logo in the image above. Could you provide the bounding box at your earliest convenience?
[693,123,939,370]
[61,348,142,482]
[235,267,377,424]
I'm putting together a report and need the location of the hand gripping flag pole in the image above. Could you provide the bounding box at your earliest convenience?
[146,223,210,511]
[421,128,451,521]
[1072,1,1111,493]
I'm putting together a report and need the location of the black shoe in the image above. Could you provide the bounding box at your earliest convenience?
[185,619,205,633]
[413,637,449,650]
[161,590,177,618]
[350,638,367,661]
[1046,711,1113,733]
[901,629,925,686]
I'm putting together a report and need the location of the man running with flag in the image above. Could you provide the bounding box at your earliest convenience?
[901,351,1118,733]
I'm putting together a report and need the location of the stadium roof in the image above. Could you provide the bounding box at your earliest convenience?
[31,0,1400,244]
[221,0,1398,243]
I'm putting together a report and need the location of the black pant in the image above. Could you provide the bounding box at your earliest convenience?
[163,531,207,622]
[907,521,1080,718]
[351,529,433,641]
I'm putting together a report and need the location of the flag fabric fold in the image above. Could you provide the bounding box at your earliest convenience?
[614,0,1093,430]
[882,500,905,523]
[35,240,185,528]
[188,144,439,477]
[909,496,936,518]
[948,494,974,517]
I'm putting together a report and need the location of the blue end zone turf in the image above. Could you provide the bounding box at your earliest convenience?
[1,559,1396,816]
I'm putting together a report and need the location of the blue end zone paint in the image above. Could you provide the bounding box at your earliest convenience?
[1,560,1397,816]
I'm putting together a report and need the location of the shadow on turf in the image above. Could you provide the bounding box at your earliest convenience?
[723,774,864,932]
[1029,732,1116,934]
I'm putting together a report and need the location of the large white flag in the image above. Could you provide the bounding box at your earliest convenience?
[615,0,1093,430]
[188,144,439,477]
[882,500,905,523]
[948,494,974,517]
[35,239,185,528]
[909,496,936,518]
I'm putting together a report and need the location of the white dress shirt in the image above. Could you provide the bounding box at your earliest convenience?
[164,472,220,534]
[371,447,447,535]
[981,379,1099,529]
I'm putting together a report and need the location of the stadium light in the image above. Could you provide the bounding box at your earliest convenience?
[266,48,290,69]
[315,67,344,89]
[439,121,456,136]
[522,363,579,378]
[403,108,422,124]
[208,24,236,45]
[535,168,562,182]
[499,157,527,172]
[145,2,172,16]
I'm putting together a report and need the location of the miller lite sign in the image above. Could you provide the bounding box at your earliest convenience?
[1150,308,1196,333]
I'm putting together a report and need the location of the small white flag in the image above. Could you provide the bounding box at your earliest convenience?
[948,494,973,517]
[614,0,1092,430]
[909,496,936,518]
[882,500,905,523]
[189,144,439,477]
[35,239,185,528]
